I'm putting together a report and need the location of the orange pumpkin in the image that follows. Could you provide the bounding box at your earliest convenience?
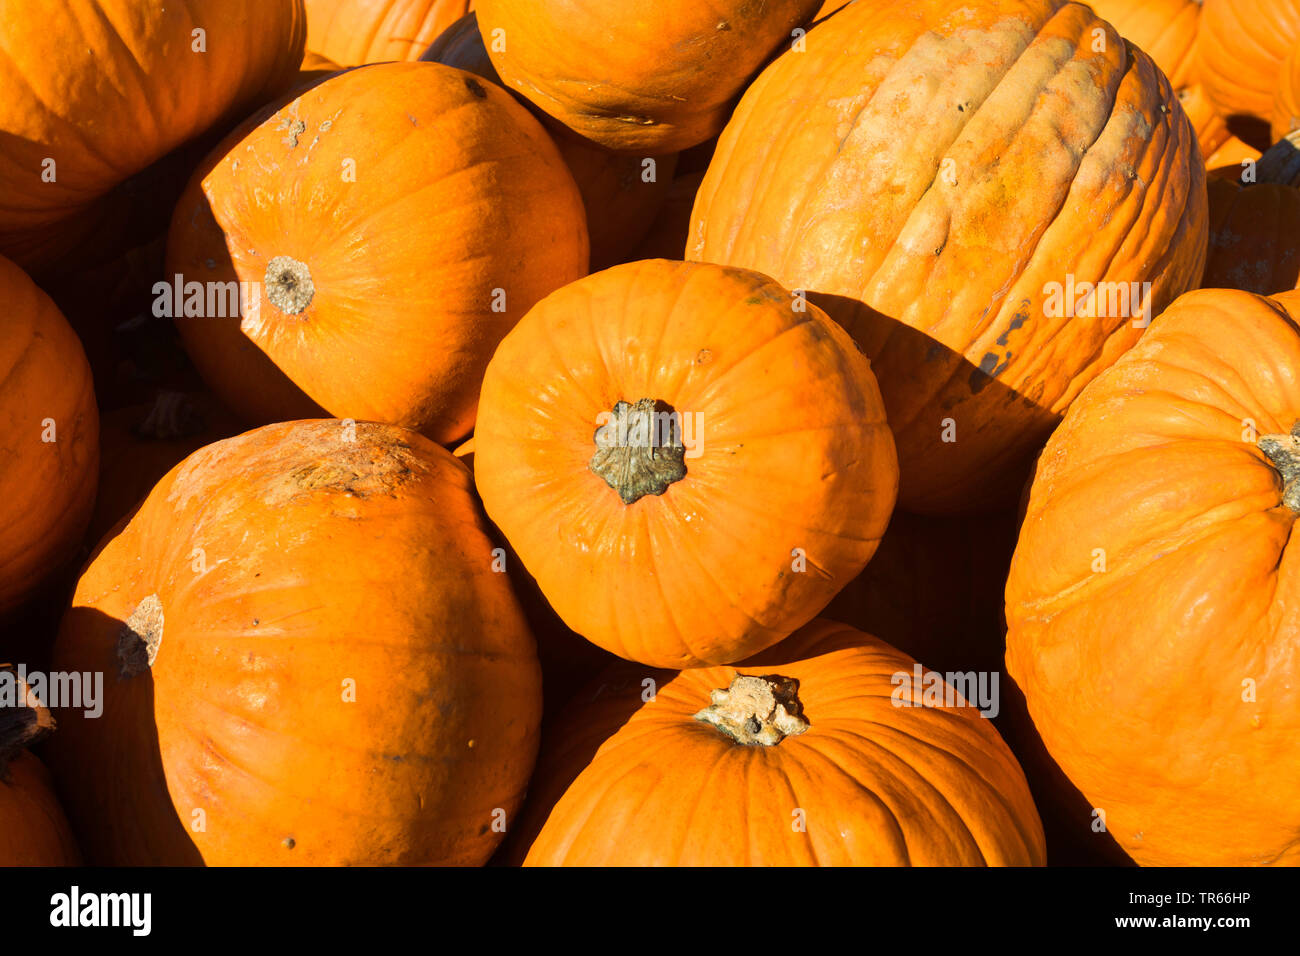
[1198,0,1300,124]
[689,0,1207,514]
[474,259,898,668]
[1005,287,1300,866]
[514,620,1046,865]
[166,61,587,446]
[0,0,305,272]
[1203,178,1300,294]
[1086,0,1201,89]
[305,0,472,64]
[1275,42,1300,142]
[475,0,823,152]
[0,255,98,614]
[49,419,542,865]
[628,172,705,263]
[1179,85,1261,174]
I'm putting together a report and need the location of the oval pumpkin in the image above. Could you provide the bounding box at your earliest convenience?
[514,619,1046,866]
[1197,0,1300,124]
[1086,0,1201,89]
[0,255,98,614]
[689,0,1207,514]
[166,61,588,445]
[475,0,823,153]
[304,0,472,64]
[474,259,898,669]
[0,676,81,866]
[48,419,542,866]
[1005,288,1300,866]
[0,0,305,272]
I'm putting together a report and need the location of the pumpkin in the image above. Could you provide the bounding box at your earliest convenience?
[304,0,472,65]
[475,0,824,153]
[689,0,1208,514]
[474,259,898,669]
[1085,0,1201,89]
[166,61,588,446]
[1274,42,1300,142]
[1005,287,1300,866]
[0,0,305,273]
[48,419,542,865]
[1197,0,1300,124]
[0,255,98,614]
[628,172,705,263]
[815,1,853,20]
[1203,177,1300,295]
[0,669,82,865]
[513,619,1046,866]
[1179,85,1260,174]
[296,50,344,88]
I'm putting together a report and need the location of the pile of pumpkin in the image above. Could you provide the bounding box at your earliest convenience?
[1,0,1296,868]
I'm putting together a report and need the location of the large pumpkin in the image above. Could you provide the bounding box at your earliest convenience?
[514,620,1046,866]
[167,61,587,446]
[304,0,471,64]
[48,419,542,865]
[474,260,898,669]
[0,0,305,272]
[0,673,81,865]
[475,0,823,153]
[1086,0,1200,89]
[1005,288,1300,866]
[689,0,1207,514]
[1197,0,1300,124]
[0,255,98,614]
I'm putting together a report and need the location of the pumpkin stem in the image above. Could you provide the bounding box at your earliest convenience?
[117,594,164,680]
[265,255,315,315]
[1258,421,1300,512]
[694,674,810,746]
[0,664,55,778]
[589,398,687,504]
[1254,129,1300,187]
[133,391,206,440]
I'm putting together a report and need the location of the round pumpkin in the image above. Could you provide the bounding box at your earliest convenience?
[0,0,305,272]
[474,259,898,669]
[0,255,98,614]
[166,61,588,446]
[0,675,81,865]
[48,419,542,866]
[1086,0,1201,89]
[689,0,1208,514]
[475,0,824,153]
[1198,0,1300,124]
[1203,177,1300,295]
[304,0,472,64]
[513,619,1046,866]
[1005,287,1300,866]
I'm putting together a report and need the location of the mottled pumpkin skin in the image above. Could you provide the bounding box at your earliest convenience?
[0,255,98,614]
[689,0,1207,514]
[167,61,588,446]
[1005,289,1300,866]
[1086,0,1200,89]
[475,260,898,669]
[0,750,82,865]
[1203,179,1300,295]
[305,0,472,64]
[516,620,1046,866]
[49,420,542,865]
[0,0,305,272]
[1198,0,1300,123]
[475,0,823,153]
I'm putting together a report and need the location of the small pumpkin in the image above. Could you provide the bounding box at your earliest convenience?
[304,0,472,64]
[1086,0,1201,89]
[0,255,98,614]
[1197,0,1300,125]
[474,259,898,669]
[49,419,542,865]
[689,0,1208,514]
[0,0,305,272]
[513,619,1046,866]
[1005,287,1300,866]
[475,0,824,153]
[166,61,588,445]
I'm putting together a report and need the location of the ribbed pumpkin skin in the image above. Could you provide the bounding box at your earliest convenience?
[0,0,305,272]
[690,0,1206,514]
[167,61,587,446]
[48,420,542,866]
[475,0,823,153]
[474,260,898,669]
[1198,0,1300,122]
[1273,43,1300,142]
[0,255,98,614]
[518,620,1046,866]
[1086,0,1200,89]
[305,0,471,64]
[0,750,82,865]
[1179,85,1260,175]
[1005,289,1300,866]
[1203,179,1300,294]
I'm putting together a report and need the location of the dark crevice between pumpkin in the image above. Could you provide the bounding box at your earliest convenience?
[117,594,164,680]
[1259,421,1300,513]
[694,674,810,746]
[265,255,315,315]
[0,664,55,779]
[589,398,687,504]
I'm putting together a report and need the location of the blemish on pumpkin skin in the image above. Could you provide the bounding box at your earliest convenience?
[277,117,307,148]
[464,77,487,99]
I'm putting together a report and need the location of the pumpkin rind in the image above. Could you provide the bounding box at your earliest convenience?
[1086,0,1201,90]
[49,419,542,865]
[305,0,472,65]
[1198,0,1300,124]
[1203,178,1300,295]
[689,0,1207,514]
[474,260,898,669]
[1005,288,1300,866]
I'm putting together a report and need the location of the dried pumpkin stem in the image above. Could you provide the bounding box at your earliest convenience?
[694,674,810,746]
[265,255,315,315]
[1255,129,1300,187]
[133,391,205,440]
[1258,421,1300,513]
[589,398,687,504]
[117,594,164,680]
[0,665,55,776]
